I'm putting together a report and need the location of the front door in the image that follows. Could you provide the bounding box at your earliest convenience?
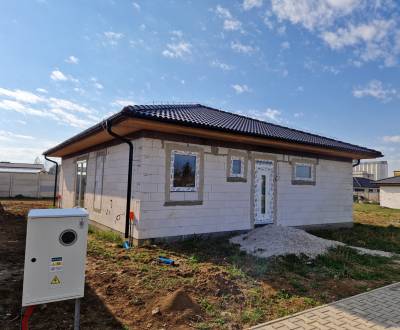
[254,160,274,225]
[75,159,87,207]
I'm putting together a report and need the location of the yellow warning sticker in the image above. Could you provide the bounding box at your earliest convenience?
[50,275,61,285]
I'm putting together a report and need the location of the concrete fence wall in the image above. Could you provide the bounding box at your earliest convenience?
[0,172,56,198]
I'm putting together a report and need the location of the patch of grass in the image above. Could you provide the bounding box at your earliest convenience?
[309,203,400,253]
[89,225,123,244]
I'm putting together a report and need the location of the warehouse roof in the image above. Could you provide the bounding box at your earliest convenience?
[44,104,383,159]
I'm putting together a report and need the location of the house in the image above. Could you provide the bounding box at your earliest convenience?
[352,160,388,181]
[353,177,379,203]
[43,104,382,245]
[376,175,400,209]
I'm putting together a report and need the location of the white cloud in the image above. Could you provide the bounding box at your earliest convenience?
[231,41,255,54]
[65,55,79,64]
[353,80,397,102]
[162,41,192,59]
[94,82,103,90]
[232,84,250,94]
[50,70,68,81]
[0,130,34,141]
[239,108,284,123]
[243,0,263,10]
[215,5,232,19]
[214,5,243,32]
[0,88,44,104]
[50,108,93,129]
[383,136,400,143]
[322,19,397,65]
[281,41,290,49]
[294,112,304,118]
[171,30,183,38]
[271,0,362,31]
[210,60,233,71]
[112,99,136,107]
[224,19,242,31]
[36,88,48,94]
[103,31,124,46]
[132,2,140,11]
[0,87,96,129]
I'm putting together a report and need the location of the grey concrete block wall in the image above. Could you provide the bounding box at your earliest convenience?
[0,172,56,198]
[59,137,353,240]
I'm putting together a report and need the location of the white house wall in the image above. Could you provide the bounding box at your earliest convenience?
[380,186,400,209]
[59,136,353,240]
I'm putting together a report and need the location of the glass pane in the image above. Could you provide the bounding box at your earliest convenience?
[296,165,312,179]
[75,160,87,207]
[232,159,242,175]
[173,154,196,188]
[261,174,266,214]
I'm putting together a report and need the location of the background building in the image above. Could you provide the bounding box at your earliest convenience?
[353,161,388,181]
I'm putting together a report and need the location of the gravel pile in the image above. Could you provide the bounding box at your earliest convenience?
[230,225,343,259]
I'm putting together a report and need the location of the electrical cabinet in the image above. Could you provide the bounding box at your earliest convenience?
[22,208,88,306]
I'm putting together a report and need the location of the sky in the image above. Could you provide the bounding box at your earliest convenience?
[0,0,399,173]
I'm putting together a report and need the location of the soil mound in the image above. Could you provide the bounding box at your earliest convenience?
[159,288,201,314]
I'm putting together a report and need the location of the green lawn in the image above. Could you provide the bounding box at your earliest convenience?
[310,203,400,254]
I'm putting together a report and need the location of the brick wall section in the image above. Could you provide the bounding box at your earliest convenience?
[59,137,353,240]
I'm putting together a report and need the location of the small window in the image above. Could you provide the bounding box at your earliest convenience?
[171,151,198,192]
[295,164,312,180]
[230,156,245,178]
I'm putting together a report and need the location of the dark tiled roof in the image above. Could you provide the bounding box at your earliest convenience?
[353,177,378,188]
[123,104,381,156]
[43,103,383,158]
[376,176,400,185]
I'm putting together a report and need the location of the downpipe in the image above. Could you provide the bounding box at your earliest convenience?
[44,155,58,207]
[104,119,133,249]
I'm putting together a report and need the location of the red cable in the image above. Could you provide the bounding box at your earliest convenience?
[21,305,35,330]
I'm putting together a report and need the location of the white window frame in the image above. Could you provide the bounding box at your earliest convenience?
[294,162,314,181]
[170,150,199,192]
[230,156,245,178]
[93,151,105,212]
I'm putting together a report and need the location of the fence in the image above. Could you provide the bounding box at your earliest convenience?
[0,172,56,198]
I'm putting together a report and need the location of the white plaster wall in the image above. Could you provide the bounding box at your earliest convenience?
[276,158,353,226]
[380,186,400,209]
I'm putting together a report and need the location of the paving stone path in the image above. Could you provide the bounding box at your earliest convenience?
[251,282,400,330]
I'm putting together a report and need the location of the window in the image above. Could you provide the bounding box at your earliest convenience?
[170,150,198,191]
[93,152,105,211]
[295,163,312,180]
[291,160,316,185]
[75,158,87,207]
[230,156,245,178]
[227,151,247,182]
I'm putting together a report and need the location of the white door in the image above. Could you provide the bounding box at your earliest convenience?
[254,160,274,225]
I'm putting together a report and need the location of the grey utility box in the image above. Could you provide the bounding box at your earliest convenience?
[22,208,89,307]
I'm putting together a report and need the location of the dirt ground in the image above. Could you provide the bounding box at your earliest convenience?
[1,200,400,330]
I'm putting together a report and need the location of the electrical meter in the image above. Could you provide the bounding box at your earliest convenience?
[22,208,88,307]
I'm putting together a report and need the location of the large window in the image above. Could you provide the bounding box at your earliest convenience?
[93,152,105,211]
[171,151,198,191]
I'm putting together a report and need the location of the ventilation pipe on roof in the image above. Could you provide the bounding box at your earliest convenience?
[353,159,360,167]
[104,119,133,248]
[44,155,58,207]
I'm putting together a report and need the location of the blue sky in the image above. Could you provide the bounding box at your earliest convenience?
[0,0,399,172]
